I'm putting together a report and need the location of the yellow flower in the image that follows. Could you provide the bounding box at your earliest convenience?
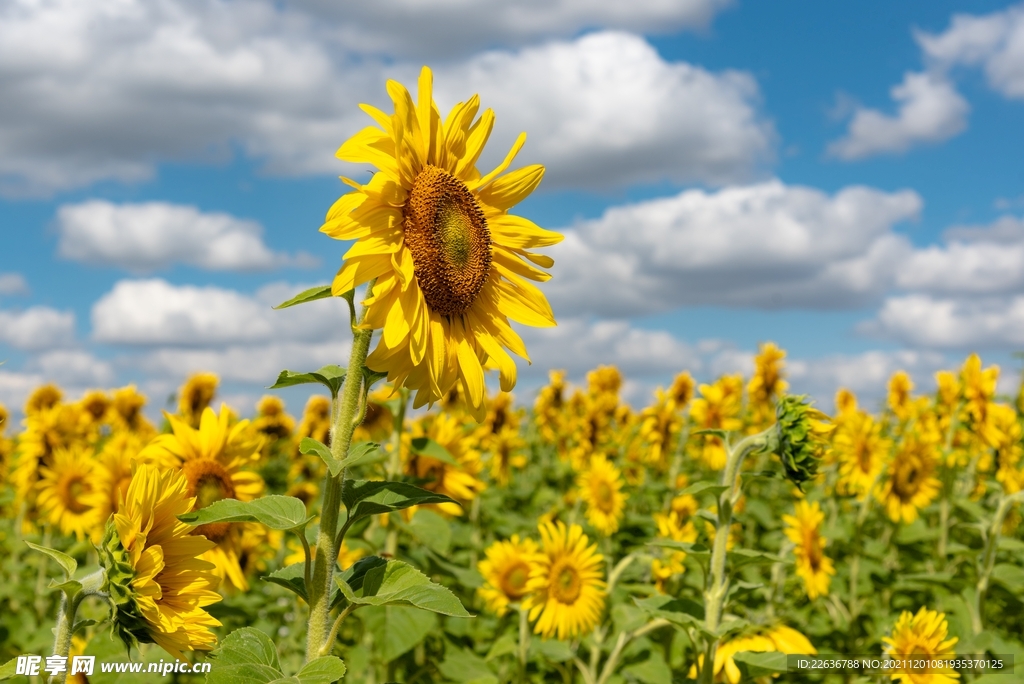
[139,405,265,590]
[523,521,606,640]
[883,607,959,684]
[36,445,105,540]
[669,371,696,408]
[25,383,63,415]
[782,501,835,599]
[834,387,858,416]
[404,412,485,514]
[691,625,815,683]
[104,463,221,658]
[651,510,698,592]
[485,425,527,485]
[877,433,941,524]
[324,66,562,420]
[834,411,888,499]
[638,388,683,471]
[252,395,295,445]
[960,354,1001,447]
[13,400,92,510]
[747,342,788,428]
[477,534,538,616]
[577,455,627,536]
[93,432,151,528]
[534,370,568,446]
[109,385,157,439]
[78,390,111,429]
[888,371,914,421]
[690,376,744,469]
[177,373,219,427]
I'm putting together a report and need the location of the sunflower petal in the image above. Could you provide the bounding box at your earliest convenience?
[470,132,526,191]
[332,256,392,296]
[493,247,551,282]
[489,214,563,249]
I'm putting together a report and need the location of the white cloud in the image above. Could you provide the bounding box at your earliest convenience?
[0,307,76,350]
[0,0,768,194]
[0,369,44,416]
[0,273,28,296]
[544,180,920,316]
[917,4,1024,99]
[432,31,772,188]
[307,0,731,58]
[828,72,969,160]
[25,350,116,387]
[57,200,315,272]
[865,294,1024,349]
[91,279,351,346]
[133,341,349,384]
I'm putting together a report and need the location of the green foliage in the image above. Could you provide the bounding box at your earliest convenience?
[178,496,313,531]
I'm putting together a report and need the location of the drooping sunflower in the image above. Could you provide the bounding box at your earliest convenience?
[477,534,538,616]
[883,607,959,684]
[577,455,627,536]
[177,372,219,428]
[101,463,221,658]
[834,387,858,416]
[522,521,606,640]
[36,445,105,541]
[138,405,264,589]
[323,66,563,420]
[877,433,941,524]
[782,500,835,600]
[25,383,63,415]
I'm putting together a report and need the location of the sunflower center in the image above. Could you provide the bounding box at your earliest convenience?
[594,480,615,513]
[61,475,91,514]
[893,459,922,501]
[404,165,491,317]
[500,562,530,600]
[551,561,582,604]
[182,459,237,542]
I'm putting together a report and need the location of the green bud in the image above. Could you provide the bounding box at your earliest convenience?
[96,519,154,651]
[774,395,833,489]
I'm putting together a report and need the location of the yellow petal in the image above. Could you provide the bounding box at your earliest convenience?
[455,321,485,409]
[477,164,544,211]
[332,256,392,296]
[342,231,402,260]
[493,273,556,327]
[492,247,551,282]
[489,214,563,249]
[417,66,436,164]
[469,132,526,191]
[455,108,495,180]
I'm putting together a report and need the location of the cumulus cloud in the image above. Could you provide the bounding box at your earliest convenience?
[917,3,1024,99]
[0,273,28,296]
[543,180,921,316]
[0,0,768,194]
[133,341,349,385]
[828,72,969,160]
[0,369,45,415]
[864,294,1024,349]
[0,307,76,350]
[25,350,116,387]
[91,279,351,346]
[57,200,315,272]
[306,0,731,58]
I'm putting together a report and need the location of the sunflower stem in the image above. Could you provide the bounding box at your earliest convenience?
[49,569,105,684]
[517,605,530,683]
[974,490,1024,634]
[305,279,376,662]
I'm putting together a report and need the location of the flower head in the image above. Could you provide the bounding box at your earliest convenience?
[477,534,538,616]
[177,373,219,427]
[782,501,835,599]
[883,607,959,684]
[577,455,627,536]
[774,396,833,488]
[324,66,562,420]
[877,433,941,524]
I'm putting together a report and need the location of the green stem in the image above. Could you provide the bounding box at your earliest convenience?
[50,570,105,684]
[305,280,376,662]
[319,603,358,658]
[384,389,408,557]
[973,490,1024,634]
[595,619,669,684]
[518,605,530,683]
[34,527,52,617]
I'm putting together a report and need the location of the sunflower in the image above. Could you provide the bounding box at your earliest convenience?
[295,395,332,453]
[177,373,219,427]
[485,425,527,485]
[782,501,835,600]
[26,383,63,415]
[12,400,91,510]
[960,354,1001,448]
[102,463,221,658]
[323,66,562,420]
[834,411,888,499]
[883,607,959,684]
[252,395,295,447]
[93,432,149,526]
[651,510,698,592]
[669,371,696,408]
[36,445,105,540]
[477,534,538,616]
[0,403,11,484]
[138,405,264,589]
[747,342,788,429]
[109,385,156,438]
[691,625,815,683]
[834,387,858,416]
[690,376,744,470]
[523,521,606,640]
[638,388,683,471]
[577,455,627,536]
[404,412,485,514]
[534,370,567,446]
[888,371,914,421]
[877,434,941,524]
[353,387,396,443]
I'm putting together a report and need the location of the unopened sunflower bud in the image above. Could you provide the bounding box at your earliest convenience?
[774,396,833,489]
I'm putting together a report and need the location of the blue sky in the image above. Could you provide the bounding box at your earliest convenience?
[2,0,1024,419]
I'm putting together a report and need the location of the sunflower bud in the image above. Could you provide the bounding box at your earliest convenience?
[774,396,833,489]
[97,519,153,651]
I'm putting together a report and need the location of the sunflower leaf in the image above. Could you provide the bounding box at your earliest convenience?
[648,540,711,561]
[335,559,471,617]
[342,480,461,524]
[179,496,314,531]
[207,627,284,684]
[733,651,789,678]
[294,657,347,684]
[677,482,729,499]
[25,541,77,579]
[269,365,347,398]
[408,437,459,467]
[0,658,18,681]
[300,437,343,477]
[728,548,789,569]
[361,366,390,390]
[263,564,308,602]
[273,285,334,310]
[338,441,385,471]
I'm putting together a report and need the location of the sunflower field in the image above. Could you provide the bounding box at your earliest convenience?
[3,68,1024,684]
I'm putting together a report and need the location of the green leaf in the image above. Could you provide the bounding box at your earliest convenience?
[622,653,672,684]
[207,627,284,684]
[48,578,83,599]
[728,549,789,569]
[361,367,389,391]
[338,441,385,471]
[635,595,705,631]
[179,496,313,531]
[336,559,471,617]
[361,604,436,662]
[0,659,18,681]
[692,428,730,440]
[437,647,498,684]
[273,285,334,310]
[264,563,308,602]
[295,657,347,684]
[25,541,77,579]
[484,633,517,661]
[408,437,460,466]
[677,481,728,499]
[406,508,452,555]
[953,498,989,522]
[269,365,346,398]
[342,480,461,524]
[998,537,1024,552]
[992,563,1024,593]
[529,639,574,663]
[648,540,711,561]
[733,651,789,678]
[301,437,343,477]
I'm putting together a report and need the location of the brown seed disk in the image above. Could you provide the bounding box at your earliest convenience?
[404,165,492,317]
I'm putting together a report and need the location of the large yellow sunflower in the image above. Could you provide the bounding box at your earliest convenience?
[782,501,835,600]
[106,463,221,658]
[883,607,959,684]
[323,66,562,419]
[690,625,815,684]
[577,455,627,536]
[834,411,888,499]
[477,534,538,616]
[138,405,264,589]
[522,521,606,640]
[876,434,941,524]
[36,445,105,541]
